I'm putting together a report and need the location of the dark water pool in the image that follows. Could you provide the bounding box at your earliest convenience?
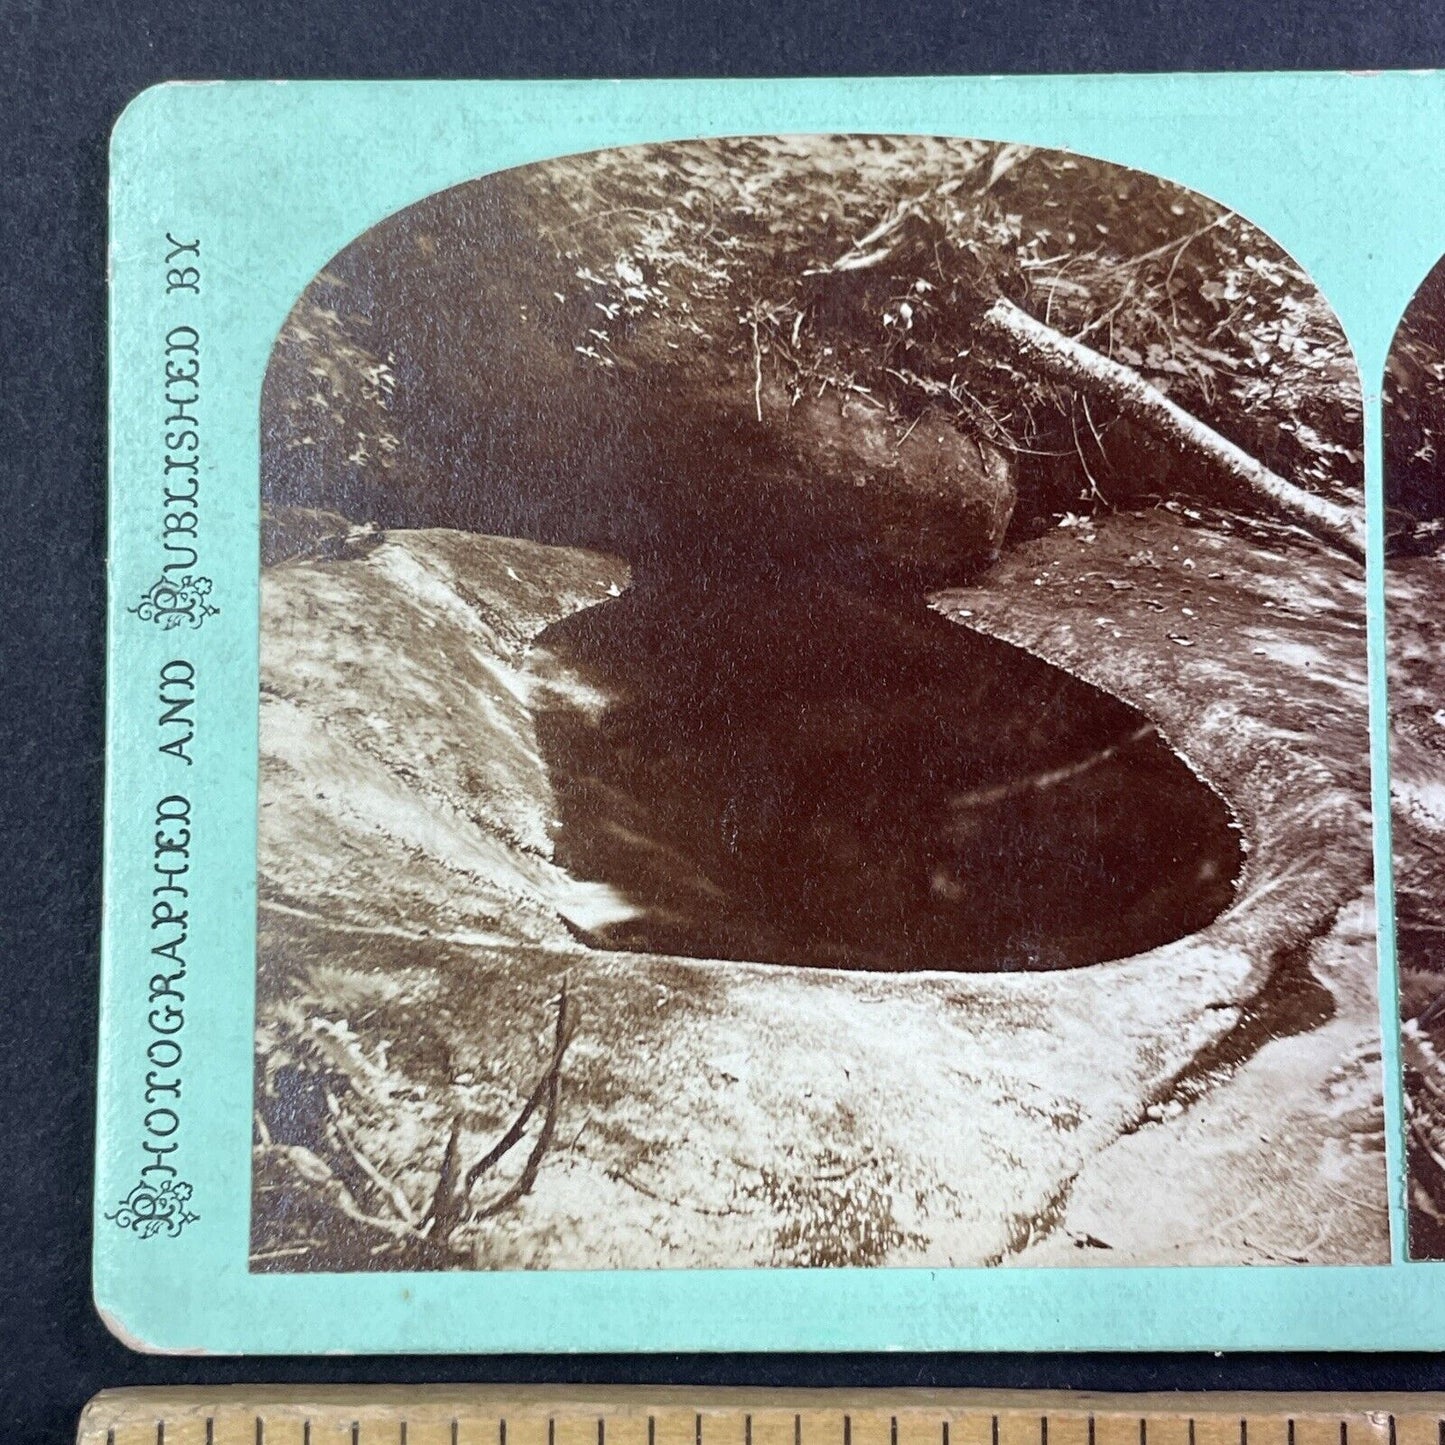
[526,573,1241,972]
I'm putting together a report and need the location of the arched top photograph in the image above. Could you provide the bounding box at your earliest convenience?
[1383,249,1445,1260]
[248,134,1385,1277]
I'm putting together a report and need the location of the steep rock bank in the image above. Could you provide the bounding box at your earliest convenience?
[256,529,626,949]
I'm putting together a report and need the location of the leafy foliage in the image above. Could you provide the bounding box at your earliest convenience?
[529,139,1360,512]
[264,136,1363,544]
[263,270,400,508]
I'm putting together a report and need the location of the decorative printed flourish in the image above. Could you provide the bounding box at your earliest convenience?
[106,1178,198,1238]
[129,575,219,630]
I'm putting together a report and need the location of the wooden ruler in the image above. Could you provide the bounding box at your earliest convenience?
[77,1389,1445,1445]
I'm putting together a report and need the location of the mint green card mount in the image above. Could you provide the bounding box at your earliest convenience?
[99,74,1445,1353]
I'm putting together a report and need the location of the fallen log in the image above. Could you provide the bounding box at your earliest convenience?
[978,297,1367,563]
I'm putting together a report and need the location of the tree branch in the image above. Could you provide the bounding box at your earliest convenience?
[978,297,1367,563]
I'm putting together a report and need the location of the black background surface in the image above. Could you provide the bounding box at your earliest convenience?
[7,2,1445,1442]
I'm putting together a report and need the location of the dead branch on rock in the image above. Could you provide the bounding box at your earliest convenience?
[978,297,1368,563]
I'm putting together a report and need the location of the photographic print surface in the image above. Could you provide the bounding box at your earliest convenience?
[1385,254,1445,1259]
[250,135,1387,1273]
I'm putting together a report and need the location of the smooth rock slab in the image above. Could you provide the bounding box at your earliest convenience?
[252,518,1387,1270]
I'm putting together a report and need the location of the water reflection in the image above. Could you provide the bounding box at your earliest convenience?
[528,571,1241,972]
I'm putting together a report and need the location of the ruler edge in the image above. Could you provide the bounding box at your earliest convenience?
[78,1387,1445,1434]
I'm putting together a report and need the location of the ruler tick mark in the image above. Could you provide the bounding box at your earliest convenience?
[943,1422,950,1445]
[1041,1417,1047,1445]
[846,1416,853,1445]
[1141,1419,1148,1445]
[600,1420,606,1445]
[353,1421,361,1445]
[992,1416,1000,1445]
[696,1415,703,1445]
[257,1416,266,1445]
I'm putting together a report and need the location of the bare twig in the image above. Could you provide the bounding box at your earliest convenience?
[947,722,1157,814]
[265,985,579,1263]
[420,1116,464,1234]
[747,314,764,422]
[326,1090,419,1227]
[462,983,576,1194]
[1071,408,1106,506]
[607,1164,747,1218]
[1116,212,1233,271]
[893,414,923,451]
[977,297,1367,562]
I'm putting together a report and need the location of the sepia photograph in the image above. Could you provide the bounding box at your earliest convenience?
[1384,253,1445,1259]
[249,135,1386,1272]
